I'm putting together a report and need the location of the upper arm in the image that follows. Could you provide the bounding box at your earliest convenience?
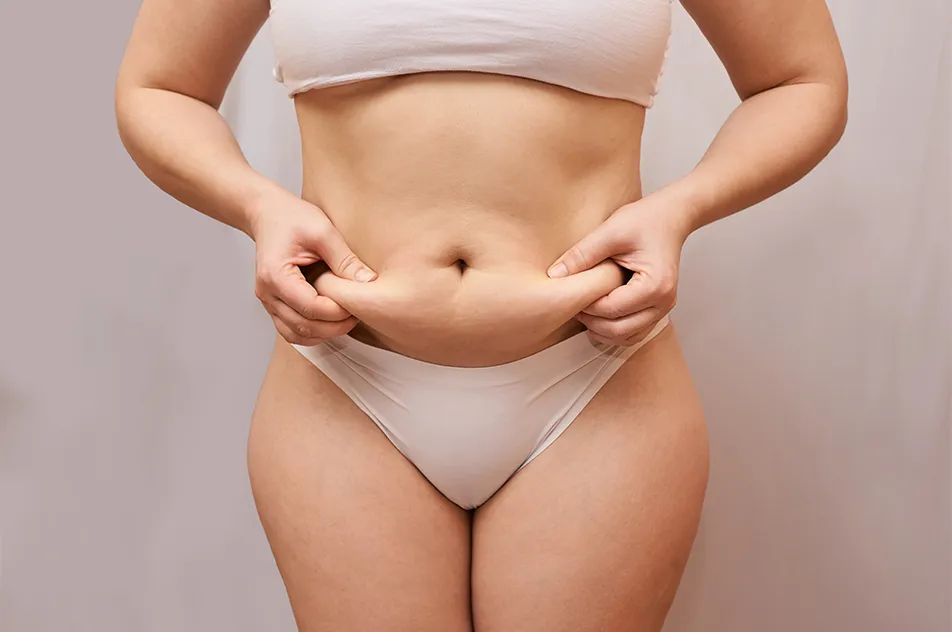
[679,0,848,101]
[116,0,271,108]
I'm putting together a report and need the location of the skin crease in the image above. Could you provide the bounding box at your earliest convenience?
[115,0,847,630]
[310,258,626,366]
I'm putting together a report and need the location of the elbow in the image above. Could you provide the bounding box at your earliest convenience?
[114,90,142,167]
[825,56,850,150]
[113,65,139,154]
[113,74,157,181]
[794,66,850,159]
[828,66,850,150]
[830,97,848,153]
[112,67,162,166]
[808,82,848,167]
[768,60,850,155]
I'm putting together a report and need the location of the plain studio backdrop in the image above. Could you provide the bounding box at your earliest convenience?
[0,1,949,630]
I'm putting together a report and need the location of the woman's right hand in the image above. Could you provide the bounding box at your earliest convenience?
[248,188,377,346]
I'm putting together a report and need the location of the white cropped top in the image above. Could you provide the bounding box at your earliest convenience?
[267,0,673,107]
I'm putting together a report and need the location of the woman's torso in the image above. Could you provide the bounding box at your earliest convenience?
[293,72,649,366]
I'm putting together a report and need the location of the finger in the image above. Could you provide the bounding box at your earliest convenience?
[577,308,662,345]
[270,309,358,346]
[269,313,324,347]
[547,218,627,278]
[546,259,626,314]
[270,298,357,341]
[586,330,621,347]
[308,221,377,283]
[585,325,653,348]
[618,320,664,346]
[585,329,655,347]
[580,277,657,319]
[314,270,395,320]
[271,266,353,321]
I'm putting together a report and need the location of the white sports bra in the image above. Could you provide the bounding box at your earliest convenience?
[267,0,673,107]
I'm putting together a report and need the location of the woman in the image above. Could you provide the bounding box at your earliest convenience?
[115,0,847,629]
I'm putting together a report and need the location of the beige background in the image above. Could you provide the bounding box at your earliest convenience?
[1,1,949,630]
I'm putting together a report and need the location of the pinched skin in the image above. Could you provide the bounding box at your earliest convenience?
[294,72,647,366]
[313,259,625,366]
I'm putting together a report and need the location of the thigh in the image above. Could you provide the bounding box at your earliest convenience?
[471,325,709,632]
[248,337,473,632]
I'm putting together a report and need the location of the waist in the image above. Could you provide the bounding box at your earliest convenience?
[309,259,627,366]
[294,72,645,365]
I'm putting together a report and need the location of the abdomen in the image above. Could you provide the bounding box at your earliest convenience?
[293,72,648,366]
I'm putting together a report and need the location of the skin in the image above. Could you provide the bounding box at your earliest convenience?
[249,319,705,632]
[115,0,847,629]
[549,0,849,344]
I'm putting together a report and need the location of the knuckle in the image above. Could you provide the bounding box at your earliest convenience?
[285,329,308,345]
[317,318,354,339]
[306,221,332,245]
[603,320,629,339]
[590,317,623,339]
[605,303,627,320]
[590,298,625,321]
[272,320,298,344]
[658,268,679,294]
[335,251,360,276]
[653,276,675,298]
[298,303,318,321]
[256,267,276,288]
[569,246,590,271]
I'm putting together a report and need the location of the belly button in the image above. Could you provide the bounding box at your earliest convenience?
[454,258,468,274]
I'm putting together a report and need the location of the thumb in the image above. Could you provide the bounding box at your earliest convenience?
[547,220,625,278]
[547,259,627,315]
[311,222,377,283]
[313,270,385,321]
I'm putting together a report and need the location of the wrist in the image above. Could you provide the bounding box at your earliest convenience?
[658,165,744,240]
[241,178,293,240]
[644,180,704,244]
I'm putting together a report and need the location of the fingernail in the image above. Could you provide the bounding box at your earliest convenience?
[548,263,568,278]
[355,268,375,282]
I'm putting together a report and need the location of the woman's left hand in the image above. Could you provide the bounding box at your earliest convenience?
[546,191,693,346]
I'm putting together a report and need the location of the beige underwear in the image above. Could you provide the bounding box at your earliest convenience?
[293,315,670,509]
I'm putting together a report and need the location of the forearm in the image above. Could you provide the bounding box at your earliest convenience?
[662,79,848,238]
[114,85,281,237]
